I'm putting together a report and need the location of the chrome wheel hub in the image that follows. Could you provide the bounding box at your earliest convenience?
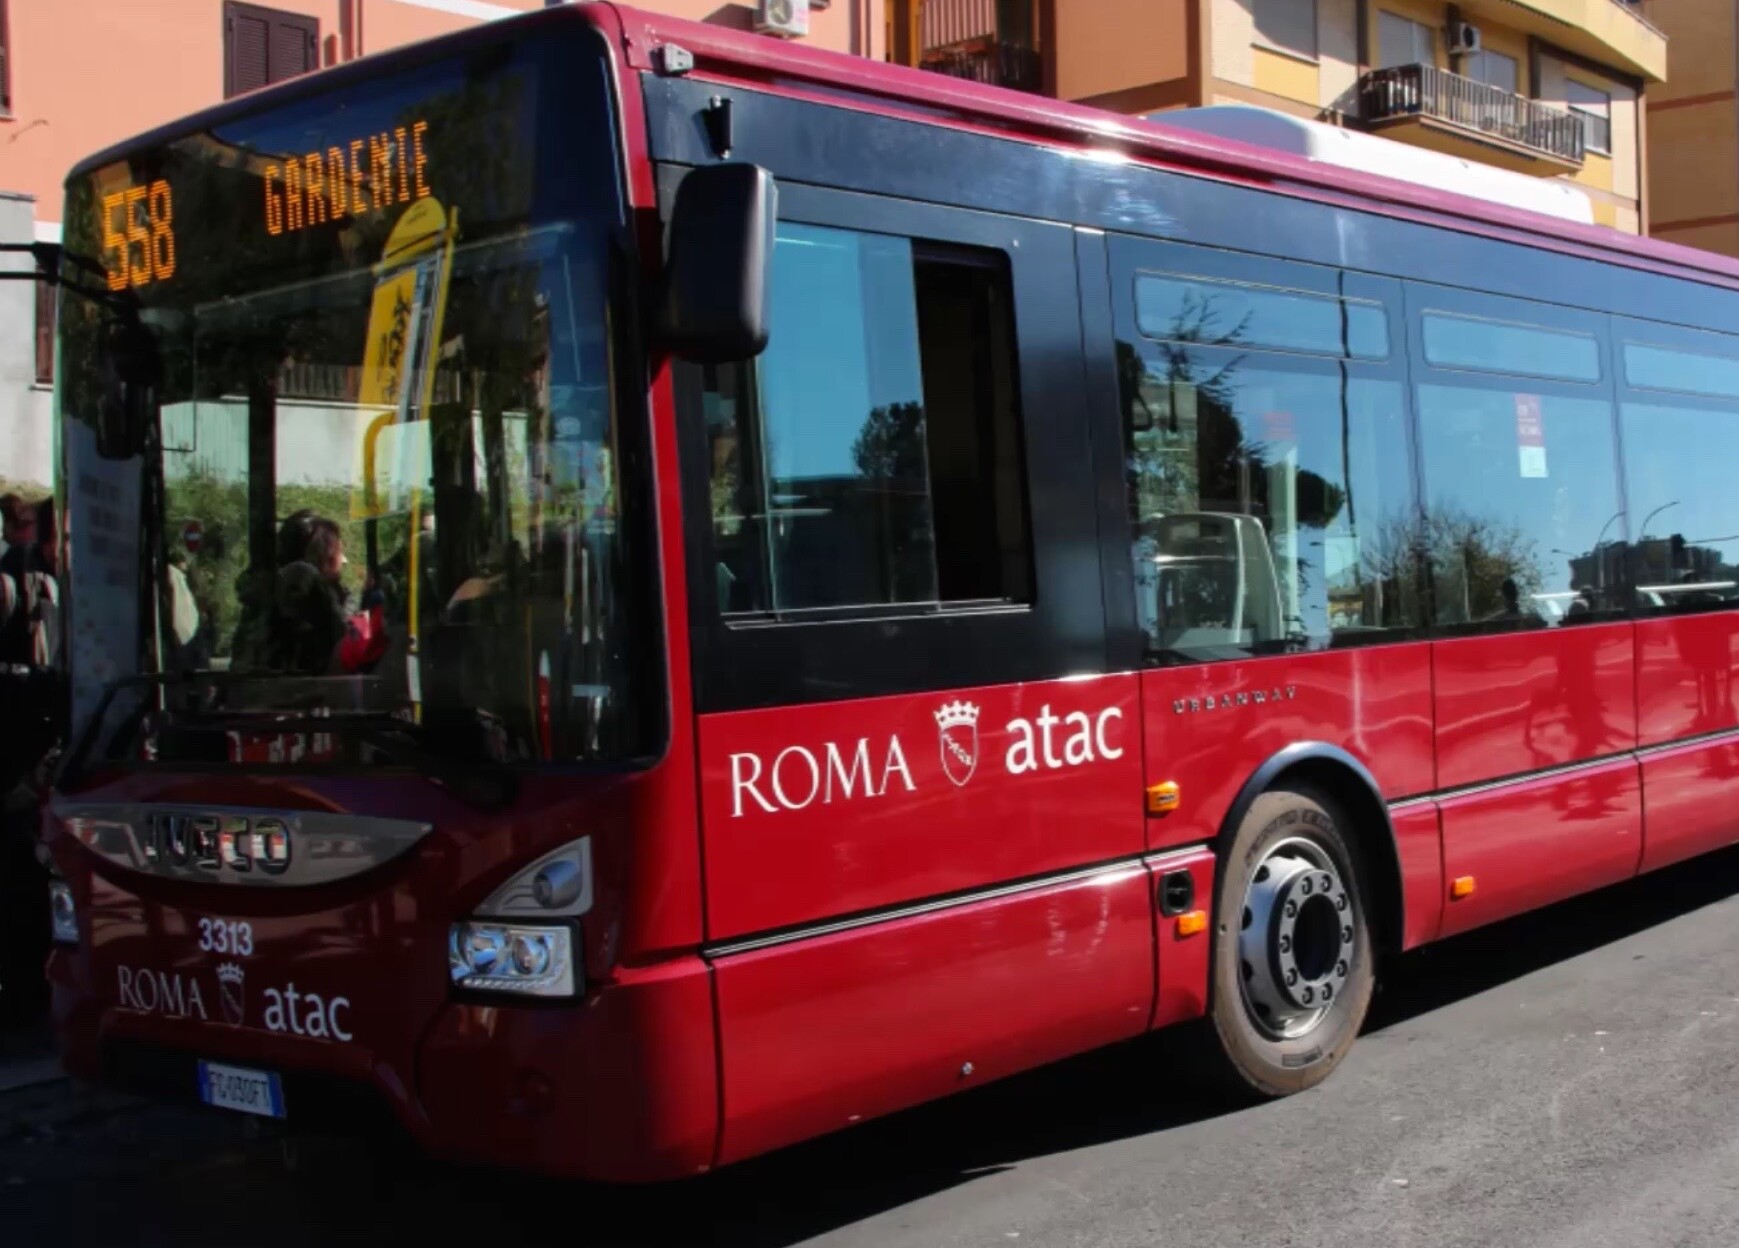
[1238,838,1356,1039]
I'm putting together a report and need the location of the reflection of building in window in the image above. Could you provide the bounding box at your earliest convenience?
[702,221,1030,618]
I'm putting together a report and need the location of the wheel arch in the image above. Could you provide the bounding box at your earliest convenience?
[1217,743,1404,960]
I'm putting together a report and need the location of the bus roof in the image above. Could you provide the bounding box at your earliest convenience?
[607,3,1739,292]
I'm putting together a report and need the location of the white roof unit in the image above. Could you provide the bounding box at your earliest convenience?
[1144,104,1596,226]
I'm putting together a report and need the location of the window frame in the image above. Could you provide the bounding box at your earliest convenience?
[1613,315,1739,618]
[1565,78,1613,155]
[1253,0,1319,62]
[1405,282,1625,636]
[1376,10,1434,69]
[222,0,319,100]
[669,171,1104,714]
[1106,233,1424,670]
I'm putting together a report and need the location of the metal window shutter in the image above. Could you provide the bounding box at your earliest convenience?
[224,3,318,98]
[269,12,319,83]
[227,8,271,97]
[1,0,12,113]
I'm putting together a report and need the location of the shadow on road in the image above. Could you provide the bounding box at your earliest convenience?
[11,842,1739,1247]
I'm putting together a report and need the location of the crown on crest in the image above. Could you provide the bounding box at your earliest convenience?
[934,700,980,730]
[217,963,244,985]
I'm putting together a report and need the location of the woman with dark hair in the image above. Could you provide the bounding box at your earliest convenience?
[272,515,389,676]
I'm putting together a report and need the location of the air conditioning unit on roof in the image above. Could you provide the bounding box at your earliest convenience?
[755,0,810,38]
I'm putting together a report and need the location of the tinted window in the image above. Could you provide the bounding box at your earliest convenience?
[703,222,1030,616]
[1621,401,1739,613]
[1123,349,1418,659]
[1417,385,1622,627]
[1422,312,1601,382]
[1135,273,1389,359]
[1624,342,1739,401]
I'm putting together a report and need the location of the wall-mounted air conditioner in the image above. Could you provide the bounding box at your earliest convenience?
[1448,22,1482,56]
[755,0,810,38]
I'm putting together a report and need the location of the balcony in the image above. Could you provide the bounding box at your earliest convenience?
[921,39,1044,93]
[1358,64,1586,175]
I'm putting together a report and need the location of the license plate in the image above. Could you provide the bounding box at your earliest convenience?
[198,1061,285,1119]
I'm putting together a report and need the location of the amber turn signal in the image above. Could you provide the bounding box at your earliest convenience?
[1450,875,1477,900]
[1175,909,1207,937]
[1146,781,1181,816]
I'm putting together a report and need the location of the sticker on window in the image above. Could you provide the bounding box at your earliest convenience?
[1515,395,1547,479]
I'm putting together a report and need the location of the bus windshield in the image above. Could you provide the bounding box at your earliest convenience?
[55,28,659,773]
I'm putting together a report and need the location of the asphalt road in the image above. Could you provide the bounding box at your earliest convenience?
[9,843,1739,1248]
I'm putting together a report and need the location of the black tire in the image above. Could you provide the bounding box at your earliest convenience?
[1201,785,1375,1097]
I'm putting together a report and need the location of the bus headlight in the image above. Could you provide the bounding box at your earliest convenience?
[475,837,594,919]
[448,922,576,998]
[48,880,79,945]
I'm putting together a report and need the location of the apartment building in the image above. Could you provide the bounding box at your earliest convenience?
[893,0,1665,233]
[1645,1,1739,257]
[0,0,882,495]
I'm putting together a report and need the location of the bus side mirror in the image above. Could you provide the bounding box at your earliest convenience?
[659,162,776,364]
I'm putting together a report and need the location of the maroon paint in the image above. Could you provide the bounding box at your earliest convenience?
[1138,646,1436,853]
[1150,848,1216,1028]
[1639,739,1739,874]
[1432,624,1637,791]
[1438,757,1642,939]
[696,674,1144,940]
[712,863,1155,1166]
[1636,615,1739,747]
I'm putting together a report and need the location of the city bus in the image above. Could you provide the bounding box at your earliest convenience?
[39,1,1739,1181]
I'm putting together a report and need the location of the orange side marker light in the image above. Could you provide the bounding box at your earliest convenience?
[1451,875,1477,900]
[1146,781,1181,816]
[1175,909,1207,938]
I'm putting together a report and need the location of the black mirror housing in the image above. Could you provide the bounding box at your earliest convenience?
[659,162,776,364]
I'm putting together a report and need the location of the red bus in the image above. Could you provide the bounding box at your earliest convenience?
[39,2,1739,1181]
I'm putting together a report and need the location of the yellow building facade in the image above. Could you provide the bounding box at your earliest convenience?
[1645,1,1739,256]
[892,0,1666,232]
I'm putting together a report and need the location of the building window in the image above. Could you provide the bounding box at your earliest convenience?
[223,1,319,99]
[1254,0,1317,61]
[1567,78,1612,154]
[33,277,53,386]
[1,0,11,116]
[1377,11,1433,68]
[1464,48,1519,95]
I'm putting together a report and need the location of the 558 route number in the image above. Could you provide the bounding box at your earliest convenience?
[198,917,254,957]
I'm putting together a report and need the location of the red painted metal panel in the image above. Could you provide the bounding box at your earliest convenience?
[712,863,1154,1167]
[1391,801,1444,950]
[1640,737,1739,874]
[1138,646,1435,852]
[1432,624,1636,791]
[1151,848,1215,1029]
[1438,757,1641,938]
[1636,614,1739,747]
[697,673,1144,941]
[419,959,719,1181]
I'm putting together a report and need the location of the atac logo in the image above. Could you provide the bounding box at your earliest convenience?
[217,962,246,1027]
[934,700,981,787]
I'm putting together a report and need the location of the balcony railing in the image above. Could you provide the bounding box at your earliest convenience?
[1359,63,1586,165]
[921,40,1043,93]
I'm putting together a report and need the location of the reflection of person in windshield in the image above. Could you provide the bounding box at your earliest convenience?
[235,511,389,676]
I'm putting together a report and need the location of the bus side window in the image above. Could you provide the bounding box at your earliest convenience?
[699,223,1030,618]
[1118,262,1419,665]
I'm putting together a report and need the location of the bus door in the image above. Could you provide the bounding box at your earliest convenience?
[1402,282,1640,936]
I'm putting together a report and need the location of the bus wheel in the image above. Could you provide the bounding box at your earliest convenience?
[1206,786,1374,1097]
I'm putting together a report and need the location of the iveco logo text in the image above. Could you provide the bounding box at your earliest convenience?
[1173,686,1297,715]
[145,813,291,875]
